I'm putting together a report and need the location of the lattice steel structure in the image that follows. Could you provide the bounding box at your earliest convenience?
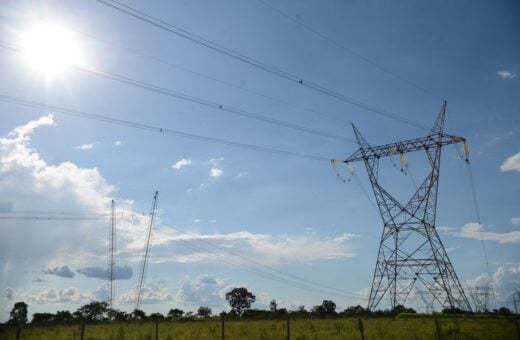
[334,102,472,311]
[108,199,116,312]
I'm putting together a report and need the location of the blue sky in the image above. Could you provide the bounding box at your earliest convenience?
[0,0,519,320]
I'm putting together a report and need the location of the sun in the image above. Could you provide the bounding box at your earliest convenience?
[20,23,81,78]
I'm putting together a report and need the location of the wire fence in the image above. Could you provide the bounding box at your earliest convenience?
[2,315,519,340]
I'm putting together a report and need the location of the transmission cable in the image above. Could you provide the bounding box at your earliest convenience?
[51,22,353,126]
[254,0,437,98]
[0,94,332,162]
[94,0,431,131]
[166,223,362,298]
[0,40,353,144]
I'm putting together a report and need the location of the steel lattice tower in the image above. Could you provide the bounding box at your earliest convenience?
[335,102,472,311]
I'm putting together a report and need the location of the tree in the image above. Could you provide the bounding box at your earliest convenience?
[269,299,277,312]
[31,312,53,325]
[149,312,165,320]
[132,309,147,320]
[167,308,184,318]
[342,305,368,316]
[9,302,28,325]
[76,301,109,320]
[54,310,74,323]
[312,300,336,316]
[225,287,256,316]
[197,306,212,318]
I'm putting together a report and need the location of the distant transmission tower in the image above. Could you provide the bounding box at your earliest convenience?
[108,199,116,312]
[135,191,159,311]
[469,286,491,312]
[334,102,472,311]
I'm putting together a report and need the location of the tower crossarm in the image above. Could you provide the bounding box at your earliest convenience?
[337,133,465,164]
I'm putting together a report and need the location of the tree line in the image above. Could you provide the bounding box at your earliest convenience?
[4,287,515,326]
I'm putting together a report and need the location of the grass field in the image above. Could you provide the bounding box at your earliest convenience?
[1,316,518,339]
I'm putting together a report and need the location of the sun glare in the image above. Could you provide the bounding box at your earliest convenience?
[21,23,81,78]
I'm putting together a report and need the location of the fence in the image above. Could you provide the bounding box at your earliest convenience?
[3,316,520,340]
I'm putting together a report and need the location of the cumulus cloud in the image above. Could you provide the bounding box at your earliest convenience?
[0,116,114,286]
[175,275,232,308]
[209,157,224,178]
[497,70,517,79]
[464,265,520,306]
[77,265,132,280]
[138,229,357,266]
[42,265,75,278]
[4,287,13,301]
[119,282,172,305]
[76,143,94,150]
[172,158,192,170]
[500,152,520,172]
[444,222,520,244]
[210,167,223,177]
[512,217,520,226]
[114,141,122,146]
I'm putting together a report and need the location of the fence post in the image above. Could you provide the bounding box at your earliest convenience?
[514,320,520,340]
[221,315,225,340]
[286,317,290,340]
[434,317,442,340]
[357,318,365,340]
[155,319,159,340]
[15,326,21,340]
[80,321,85,340]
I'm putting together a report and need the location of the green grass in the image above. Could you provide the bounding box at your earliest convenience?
[1,316,518,339]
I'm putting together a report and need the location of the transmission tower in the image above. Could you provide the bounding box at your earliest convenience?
[417,290,435,313]
[334,102,472,311]
[108,199,116,312]
[469,286,491,312]
[135,191,159,311]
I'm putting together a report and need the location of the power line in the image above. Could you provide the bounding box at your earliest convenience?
[94,0,431,131]
[0,40,353,144]
[254,0,436,98]
[166,223,363,298]
[171,235,367,300]
[0,94,332,162]
[53,22,354,126]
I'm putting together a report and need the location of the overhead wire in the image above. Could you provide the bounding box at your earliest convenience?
[171,224,361,298]
[0,40,354,144]
[50,21,354,126]
[0,93,332,162]
[94,0,431,131]
[254,0,437,99]
[164,230,367,300]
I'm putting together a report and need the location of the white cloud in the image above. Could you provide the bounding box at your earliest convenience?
[500,152,520,172]
[497,70,517,79]
[236,172,249,178]
[0,116,114,287]
[119,281,173,305]
[454,222,520,244]
[193,219,201,223]
[172,158,192,170]
[76,143,94,150]
[209,157,224,166]
[142,229,357,265]
[42,265,75,278]
[77,265,132,280]
[175,275,232,308]
[512,217,520,226]
[464,265,520,307]
[4,287,13,301]
[210,167,223,177]
[114,140,122,146]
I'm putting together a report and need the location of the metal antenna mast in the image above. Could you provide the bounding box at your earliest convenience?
[333,102,472,311]
[108,199,116,312]
[135,191,159,311]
